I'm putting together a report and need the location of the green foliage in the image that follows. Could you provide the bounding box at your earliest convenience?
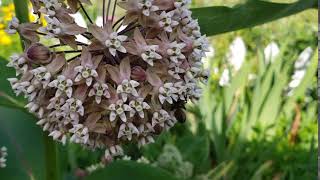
[85,161,179,180]
[192,0,317,36]
[0,107,45,180]
[194,43,318,179]
[0,0,317,180]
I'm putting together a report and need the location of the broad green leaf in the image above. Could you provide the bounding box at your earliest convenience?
[0,107,45,180]
[224,62,251,112]
[257,61,291,127]
[210,103,226,163]
[85,160,178,180]
[192,0,317,36]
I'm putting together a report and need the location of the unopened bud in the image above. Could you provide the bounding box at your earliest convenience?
[26,43,52,64]
[131,66,146,81]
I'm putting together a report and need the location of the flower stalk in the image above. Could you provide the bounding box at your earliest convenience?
[13,0,29,49]
[44,135,60,180]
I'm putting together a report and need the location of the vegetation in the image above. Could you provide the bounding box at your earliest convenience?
[0,0,317,179]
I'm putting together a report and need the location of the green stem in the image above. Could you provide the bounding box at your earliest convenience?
[43,134,61,180]
[13,0,29,49]
[13,0,29,23]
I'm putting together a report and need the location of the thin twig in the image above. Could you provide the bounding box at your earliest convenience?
[103,0,106,25]
[49,42,88,48]
[112,16,125,29]
[81,32,93,40]
[36,31,47,36]
[117,21,135,32]
[78,0,93,24]
[67,54,82,61]
[106,0,112,23]
[56,50,82,54]
[111,0,118,23]
[119,24,139,35]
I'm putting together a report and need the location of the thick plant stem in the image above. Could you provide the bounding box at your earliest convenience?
[13,0,29,23]
[44,134,60,180]
[13,0,29,49]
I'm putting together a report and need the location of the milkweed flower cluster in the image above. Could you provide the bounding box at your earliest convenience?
[6,0,209,159]
[0,146,8,168]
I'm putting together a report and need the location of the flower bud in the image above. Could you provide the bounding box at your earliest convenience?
[131,66,146,81]
[26,43,52,64]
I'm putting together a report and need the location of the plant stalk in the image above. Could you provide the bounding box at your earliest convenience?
[13,0,29,49]
[43,134,61,180]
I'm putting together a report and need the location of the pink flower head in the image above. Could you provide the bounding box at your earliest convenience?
[7,0,209,157]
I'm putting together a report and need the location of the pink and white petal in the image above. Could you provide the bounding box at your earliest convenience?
[66,88,73,98]
[120,58,131,80]
[86,77,93,86]
[88,89,95,97]
[109,111,117,122]
[118,46,127,53]
[146,69,162,87]
[88,24,107,42]
[159,94,166,104]
[106,65,121,84]
[109,48,117,57]
[75,74,83,82]
[119,113,127,122]
[95,96,102,104]
[166,97,173,104]
[133,28,147,47]
[55,90,63,97]
[108,104,116,110]
[131,89,139,97]
[138,111,145,118]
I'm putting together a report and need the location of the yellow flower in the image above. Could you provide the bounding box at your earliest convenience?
[29,14,47,27]
[2,3,15,22]
[29,4,47,26]
[0,30,12,45]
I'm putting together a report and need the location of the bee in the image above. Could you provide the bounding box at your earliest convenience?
[172,99,187,123]
[174,108,186,123]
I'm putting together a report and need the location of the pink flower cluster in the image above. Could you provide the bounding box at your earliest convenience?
[6,0,209,159]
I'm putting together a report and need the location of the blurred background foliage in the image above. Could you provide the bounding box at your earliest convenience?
[0,0,318,180]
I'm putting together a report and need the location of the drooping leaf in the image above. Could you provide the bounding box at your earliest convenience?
[192,0,317,36]
[85,160,178,180]
[0,107,45,180]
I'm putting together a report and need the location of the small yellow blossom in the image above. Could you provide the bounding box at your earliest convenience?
[0,30,12,45]
[1,3,15,22]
